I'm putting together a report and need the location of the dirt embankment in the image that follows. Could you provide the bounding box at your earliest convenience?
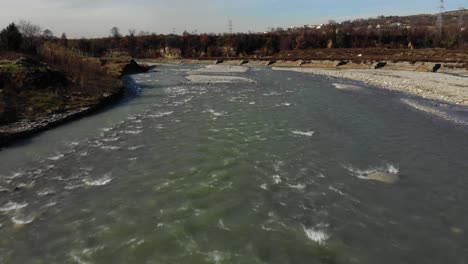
[0,57,151,148]
[144,48,468,72]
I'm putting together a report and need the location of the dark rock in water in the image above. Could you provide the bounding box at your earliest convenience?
[240,60,249,65]
[121,59,153,77]
[367,171,399,184]
[13,186,23,192]
[266,60,276,66]
[432,64,442,73]
[374,62,387,69]
[336,60,349,67]
[214,59,223,65]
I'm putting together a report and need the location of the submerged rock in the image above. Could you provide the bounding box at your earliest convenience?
[367,171,399,184]
[450,227,464,235]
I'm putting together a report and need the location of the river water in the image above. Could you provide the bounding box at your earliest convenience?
[0,64,467,264]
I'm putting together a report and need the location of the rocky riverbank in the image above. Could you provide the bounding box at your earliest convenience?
[143,58,467,104]
[272,67,468,106]
[0,58,152,148]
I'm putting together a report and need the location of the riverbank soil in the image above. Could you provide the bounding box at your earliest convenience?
[0,55,151,148]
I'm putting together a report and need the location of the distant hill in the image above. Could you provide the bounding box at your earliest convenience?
[340,9,467,28]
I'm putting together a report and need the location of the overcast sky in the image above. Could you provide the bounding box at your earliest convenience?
[1,0,466,38]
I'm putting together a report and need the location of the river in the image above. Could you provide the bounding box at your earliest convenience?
[0,64,467,263]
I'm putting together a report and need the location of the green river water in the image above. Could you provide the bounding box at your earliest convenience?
[0,64,467,264]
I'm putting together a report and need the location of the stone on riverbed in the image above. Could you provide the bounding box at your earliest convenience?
[373,62,387,69]
[367,171,399,184]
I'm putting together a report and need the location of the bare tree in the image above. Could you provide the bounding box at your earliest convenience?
[18,20,42,50]
[128,29,136,37]
[110,27,121,38]
[138,30,150,36]
[42,29,54,40]
[60,33,68,47]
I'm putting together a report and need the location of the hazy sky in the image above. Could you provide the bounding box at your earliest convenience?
[1,0,466,38]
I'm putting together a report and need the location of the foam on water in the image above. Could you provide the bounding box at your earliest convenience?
[272,175,282,184]
[303,224,330,245]
[11,213,35,225]
[332,83,363,91]
[186,75,255,84]
[172,96,194,106]
[70,252,91,264]
[291,130,315,137]
[191,65,249,73]
[148,111,174,118]
[64,184,84,190]
[401,99,468,125]
[263,91,282,96]
[83,173,113,186]
[164,86,190,96]
[101,137,120,142]
[218,219,231,231]
[0,201,28,212]
[121,130,143,135]
[206,109,227,117]
[48,153,65,161]
[328,186,346,196]
[2,171,23,180]
[288,183,306,190]
[100,145,120,151]
[37,188,56,197]
[206,251,229,264]
[68,141,80,147]
[128,145,143,151]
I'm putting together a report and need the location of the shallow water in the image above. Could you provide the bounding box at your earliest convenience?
[1,64,468,264]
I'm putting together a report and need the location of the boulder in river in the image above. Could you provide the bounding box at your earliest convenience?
[367,171,399,184]
[432,64,442,73]
[336,60,349,67]
[374,62,387,69]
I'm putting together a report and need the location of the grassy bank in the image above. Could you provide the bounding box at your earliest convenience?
[0,44,151,148]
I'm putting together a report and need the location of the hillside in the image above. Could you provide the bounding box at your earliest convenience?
[337,9,467,28]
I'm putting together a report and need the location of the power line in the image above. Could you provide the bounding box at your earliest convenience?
[436,0,445,34]
[228,18,233,34]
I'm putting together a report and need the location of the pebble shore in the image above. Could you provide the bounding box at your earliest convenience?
[272,67,468,106]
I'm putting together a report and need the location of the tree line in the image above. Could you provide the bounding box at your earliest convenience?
[0,20,59,55]
[64,25,468,59]
[1,20,467,60]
